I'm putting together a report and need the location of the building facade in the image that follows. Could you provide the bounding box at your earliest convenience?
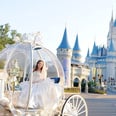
[57,28,90,92]
[85,14,116,86]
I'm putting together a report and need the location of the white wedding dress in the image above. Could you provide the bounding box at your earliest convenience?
[16,71,62,110]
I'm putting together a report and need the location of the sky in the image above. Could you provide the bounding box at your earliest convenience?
[0,0,116,62]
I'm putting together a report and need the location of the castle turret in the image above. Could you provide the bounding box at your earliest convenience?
[85,48,90,63]
[107,12,116,50]
[57,27,72,87]
[86,48,90,57]
[110,11,114,28]
[106,38,116,81]
[108,38,115,52]
[72,34,82,63]
[91,41,98,57]
[113,19,116,26]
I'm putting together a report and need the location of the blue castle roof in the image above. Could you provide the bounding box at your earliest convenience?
[57,27,71,49]
[114,19,116,27]
[91,41,98,56]
[86,48,90,57]
[110,11,113,23]
[109,38,115,52]
[72,34,81,63]
[73,34,80,51]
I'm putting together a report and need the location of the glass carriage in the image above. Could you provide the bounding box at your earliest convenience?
[0,36,88,116]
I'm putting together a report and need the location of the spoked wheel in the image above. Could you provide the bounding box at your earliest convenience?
[61,94,88,116]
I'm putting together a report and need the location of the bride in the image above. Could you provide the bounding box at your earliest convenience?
[17,60,62,110]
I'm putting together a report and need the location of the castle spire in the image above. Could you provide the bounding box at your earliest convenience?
[91,41,98,56]
[73,34,80,51]
[72,34,81,63]
[111,10,113,22]
[57,27,72,87]
[110,10,114,28]
[86,48,90,57]
[109,38,115,51]
[113,19,116,26]
[57,27,71,49]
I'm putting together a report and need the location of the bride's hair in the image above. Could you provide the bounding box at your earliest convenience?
[33,60,44,72]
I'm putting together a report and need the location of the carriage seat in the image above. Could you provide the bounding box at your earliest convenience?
[50,77,60,83]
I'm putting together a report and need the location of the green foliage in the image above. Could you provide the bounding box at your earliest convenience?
[0,38,15,51]
[0,60,5,69]
[0,44,4,50]
[88,87,106,94]
[11,30,21,39]
[88,81,97,88]
[0,23,22,51]
[0,24,10,39]
[88,81,106,94]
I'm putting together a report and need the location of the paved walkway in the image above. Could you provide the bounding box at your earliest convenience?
[86,98,116,116]
[65,92,116,99]
[65,93,116,116]
[81,93,116,99]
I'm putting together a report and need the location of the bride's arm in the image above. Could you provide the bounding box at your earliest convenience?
[41,64,48,80]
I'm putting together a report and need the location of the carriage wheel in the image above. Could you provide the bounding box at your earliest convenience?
[61,94,88,116]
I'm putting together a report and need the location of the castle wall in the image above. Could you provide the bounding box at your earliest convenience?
[106,62,115,80]
[57,49,72,87]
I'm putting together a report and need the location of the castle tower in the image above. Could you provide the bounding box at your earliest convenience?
[71,34,82,63]
[85,48,90,62]
[107,12,116,50]
[91,41,98,57]
[106,38,116,81]
[86,41,98,81]
[85,12,116,85]
[57,27,72,87]
[106,11,116,81]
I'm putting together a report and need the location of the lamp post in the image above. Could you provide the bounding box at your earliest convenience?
[97,74,100,85]
[98,74,103,87]
[99,74,101,86]
[92,63,97,83]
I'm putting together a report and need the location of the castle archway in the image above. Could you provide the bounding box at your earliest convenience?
[73,77,80,87]
[81,79,86,92]
[72,77,88,93]
[81,78,88,93]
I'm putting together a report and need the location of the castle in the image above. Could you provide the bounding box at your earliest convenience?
[85,13,116,86]
[56,13,116,90]
[56,27,90,92]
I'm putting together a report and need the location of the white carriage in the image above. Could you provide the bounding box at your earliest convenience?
[0,40,88,116]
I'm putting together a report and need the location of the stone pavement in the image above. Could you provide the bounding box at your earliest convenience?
[65,93,116,116]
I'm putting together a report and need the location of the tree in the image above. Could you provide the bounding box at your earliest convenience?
[0,23,22,51]
[11,30,17,39]
[0,23,10,39]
